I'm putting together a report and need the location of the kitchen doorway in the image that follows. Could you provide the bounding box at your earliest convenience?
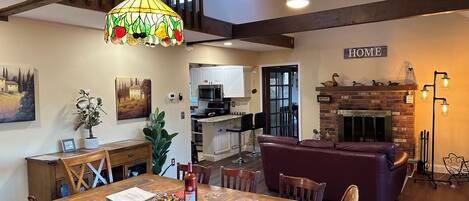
[261,65,299,138]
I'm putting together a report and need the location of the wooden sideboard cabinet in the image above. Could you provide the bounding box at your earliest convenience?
[26,140,152,201]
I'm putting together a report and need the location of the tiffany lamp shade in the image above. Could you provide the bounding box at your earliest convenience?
[105,0,184,47]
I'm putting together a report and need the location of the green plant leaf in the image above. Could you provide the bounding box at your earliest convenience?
[144,135,155,143]
[143,107,179,176]
[157,111,165,121]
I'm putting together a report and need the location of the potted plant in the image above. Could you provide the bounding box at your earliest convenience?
[74,89,106,149]
[143,108,178,175]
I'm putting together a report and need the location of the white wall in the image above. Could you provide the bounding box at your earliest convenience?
[257,13,469,167]
[0,17,258,201]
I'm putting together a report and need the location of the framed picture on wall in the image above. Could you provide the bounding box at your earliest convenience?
[0,65,36,123]
[115,77,152,120]
[61,139,76,153]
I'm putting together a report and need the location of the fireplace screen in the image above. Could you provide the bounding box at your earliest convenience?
[337,110,392,142]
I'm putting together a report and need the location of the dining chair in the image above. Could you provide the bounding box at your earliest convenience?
[220,166,261,193]
[176,162,212,184]
[59,149,114,195]
[340,185,359,201]
[279,173,326,201]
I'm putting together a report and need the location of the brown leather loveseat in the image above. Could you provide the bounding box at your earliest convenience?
[258,135,408,201]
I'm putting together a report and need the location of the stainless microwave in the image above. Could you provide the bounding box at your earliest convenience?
[198,85,223,101]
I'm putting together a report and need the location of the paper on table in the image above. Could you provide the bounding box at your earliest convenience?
[106,187,156,201]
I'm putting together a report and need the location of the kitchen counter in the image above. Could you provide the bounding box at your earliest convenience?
[197,115,242,123]
[194,114,249,162]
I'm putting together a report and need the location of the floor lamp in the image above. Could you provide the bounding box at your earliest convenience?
[414,71,450,189]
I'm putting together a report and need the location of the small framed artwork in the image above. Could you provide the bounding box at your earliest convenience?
[317,95,332,103]
[115,77,152,120]
[61,139,77,153]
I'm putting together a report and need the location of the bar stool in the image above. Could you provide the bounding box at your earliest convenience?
[226,113,253,164]
[248,112,265,157]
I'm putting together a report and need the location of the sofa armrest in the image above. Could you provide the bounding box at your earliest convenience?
[391,152,409,170]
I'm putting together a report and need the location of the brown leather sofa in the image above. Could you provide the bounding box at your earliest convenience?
[258,135,409,201]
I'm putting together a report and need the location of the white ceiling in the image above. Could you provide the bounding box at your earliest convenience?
[1,1,469,51]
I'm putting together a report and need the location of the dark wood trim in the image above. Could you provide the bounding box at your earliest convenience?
[316,85,418,92]
[192,0,199,28]
[186,38,231,46]
[241,35,294,49]
[59,0,118,13]
[198,16,232,38]
[233,0,469,38]
[0,16,8,21]
[0,0,63,19]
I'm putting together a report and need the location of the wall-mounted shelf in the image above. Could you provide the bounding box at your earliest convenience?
[316,84,418,92]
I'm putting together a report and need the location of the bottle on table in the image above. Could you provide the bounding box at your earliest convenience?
[184,162,197,201]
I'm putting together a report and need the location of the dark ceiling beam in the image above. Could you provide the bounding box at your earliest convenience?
[186,35,294,49]
[198,16,232,38]
[233,0,469,38]
[240,35,294,49]
[186,38,231,46]
[0,0,64,21]
[58,0,124,14]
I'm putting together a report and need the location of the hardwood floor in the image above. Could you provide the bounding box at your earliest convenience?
[198,152,469,201]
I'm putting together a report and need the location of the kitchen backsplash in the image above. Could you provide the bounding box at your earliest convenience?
[230,98,251,113]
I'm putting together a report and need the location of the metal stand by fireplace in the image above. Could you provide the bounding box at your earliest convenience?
[337,110,393,142]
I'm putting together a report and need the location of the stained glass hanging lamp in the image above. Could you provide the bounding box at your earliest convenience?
[104,0,184,47]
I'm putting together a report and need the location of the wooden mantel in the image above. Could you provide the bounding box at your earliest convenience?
[316,84,418,92]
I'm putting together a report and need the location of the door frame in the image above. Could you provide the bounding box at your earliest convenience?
[258,63,302,140]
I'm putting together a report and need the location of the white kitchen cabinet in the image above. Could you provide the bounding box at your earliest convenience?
[213,121,231,154]
[189,68,201,97]
[221,66,251,98]
[190,66,251,99]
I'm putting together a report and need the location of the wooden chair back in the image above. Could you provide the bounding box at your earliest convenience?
[176,163,212,184]
[340,185,359,201]
[59,150,113,195]
[220,166,260,193]
[279,173,326,201]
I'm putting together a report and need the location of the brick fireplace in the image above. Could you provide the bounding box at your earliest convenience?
[317,85,417,158]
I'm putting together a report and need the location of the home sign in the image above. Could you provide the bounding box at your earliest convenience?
[344,46,387,59]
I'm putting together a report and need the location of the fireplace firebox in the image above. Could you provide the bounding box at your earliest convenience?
[337,110,392,142]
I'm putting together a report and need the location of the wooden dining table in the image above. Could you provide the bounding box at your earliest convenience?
[54,173,291,201]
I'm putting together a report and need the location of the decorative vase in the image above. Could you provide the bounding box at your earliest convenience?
[84,137,99,149]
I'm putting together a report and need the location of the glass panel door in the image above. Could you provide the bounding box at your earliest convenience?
[262,66,299,138]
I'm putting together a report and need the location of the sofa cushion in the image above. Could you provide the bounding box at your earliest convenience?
[257,135,298,145]
[299,140,335,149]
[335,142,396,163]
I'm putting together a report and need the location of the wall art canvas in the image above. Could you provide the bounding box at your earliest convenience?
[0,65,36,123]
[115,77,151,120]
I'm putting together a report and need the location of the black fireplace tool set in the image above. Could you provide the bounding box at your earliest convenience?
[416,130,429,175]
[414,130,451,188]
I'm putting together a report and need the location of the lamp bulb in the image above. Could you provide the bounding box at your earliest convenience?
[443,78,449,88]
[441,102,449,115]
[421,89,428,100]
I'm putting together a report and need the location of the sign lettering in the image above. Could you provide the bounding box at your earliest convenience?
[344,46,387,59]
